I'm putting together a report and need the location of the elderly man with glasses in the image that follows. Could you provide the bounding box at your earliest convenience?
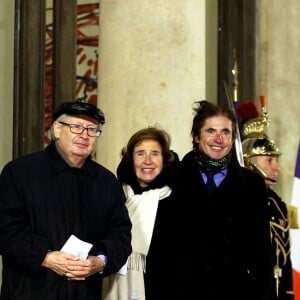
[0,101,132,300]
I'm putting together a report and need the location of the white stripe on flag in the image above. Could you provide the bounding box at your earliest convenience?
[291,140,300,300]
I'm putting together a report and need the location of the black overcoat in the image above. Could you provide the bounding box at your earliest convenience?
[0,143,132,300]
[175,151,273,300]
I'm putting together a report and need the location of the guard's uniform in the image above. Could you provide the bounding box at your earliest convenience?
[268,188,294,300]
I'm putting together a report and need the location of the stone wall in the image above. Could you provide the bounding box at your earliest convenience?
[256,0,300,204]
[97,0,211,172]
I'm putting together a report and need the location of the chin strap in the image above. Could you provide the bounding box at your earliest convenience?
[248,160,277,183]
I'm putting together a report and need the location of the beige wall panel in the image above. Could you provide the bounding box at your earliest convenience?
[256,0,300,204]
[0,0,14,288]
[97,0,206,173]
[0,0,14,171]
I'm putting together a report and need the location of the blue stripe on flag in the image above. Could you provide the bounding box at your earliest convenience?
[295,142,300,178]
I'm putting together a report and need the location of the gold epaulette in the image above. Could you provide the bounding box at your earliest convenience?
[287,205,299,229]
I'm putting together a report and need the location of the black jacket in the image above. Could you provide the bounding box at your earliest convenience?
[0,143,132,300]
[175,150,273,300]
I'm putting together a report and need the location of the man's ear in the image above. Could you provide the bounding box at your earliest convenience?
[53,122,61,140]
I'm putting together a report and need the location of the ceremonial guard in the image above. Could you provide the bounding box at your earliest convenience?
[238,98,294,300]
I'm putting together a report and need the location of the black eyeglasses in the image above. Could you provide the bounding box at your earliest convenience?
[58,121,101,137]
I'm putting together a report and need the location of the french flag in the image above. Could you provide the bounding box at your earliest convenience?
[291,141,300,300]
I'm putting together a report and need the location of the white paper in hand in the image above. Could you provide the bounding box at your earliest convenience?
[118,259,128,275]
[60,234,93,259]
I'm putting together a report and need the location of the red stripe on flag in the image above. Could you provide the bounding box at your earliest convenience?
[293,269,300,300]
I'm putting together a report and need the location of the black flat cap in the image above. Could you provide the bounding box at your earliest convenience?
[52,101,105,124]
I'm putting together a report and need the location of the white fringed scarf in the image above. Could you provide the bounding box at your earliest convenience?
[124,184,171,270]
[102,184,171,300]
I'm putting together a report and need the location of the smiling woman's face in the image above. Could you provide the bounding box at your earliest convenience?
[133,139,163,187]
